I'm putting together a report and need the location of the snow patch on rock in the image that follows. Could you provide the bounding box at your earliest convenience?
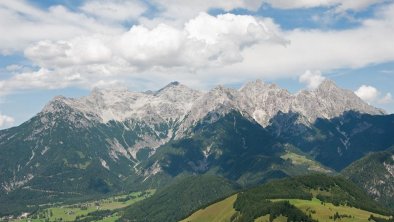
[100,159,110,170]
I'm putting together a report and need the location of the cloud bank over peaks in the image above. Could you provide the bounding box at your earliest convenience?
[1,0,394,116]
[25,12,285,70]
[0,12,286,96]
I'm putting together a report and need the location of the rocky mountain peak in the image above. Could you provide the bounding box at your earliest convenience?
[240,80,290,97]
[42,95,72,113]
[39,79,385,132]
[210,85,236,95]
[155,81,202,100]
[155,81,195,93]
[90,87,130,97]
[239,79,266,90]
[168,81,180,86]
[156,81,181,93]
[316,79,338,91]
[292,79,385,122]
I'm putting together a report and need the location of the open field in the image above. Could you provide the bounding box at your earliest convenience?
[180,194,237,222]
[274,198,390,222]
[281,151,332,173]
[182,196,391,222]
[14,189,155,222]
[255,215,287,222]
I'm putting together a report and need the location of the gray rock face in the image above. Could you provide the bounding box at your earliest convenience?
[292,80,384,123]
[178,79,383,135]
[42,79,384,137]
[43,82,202,124]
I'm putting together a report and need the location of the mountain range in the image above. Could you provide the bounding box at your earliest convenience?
[0,79,393,216]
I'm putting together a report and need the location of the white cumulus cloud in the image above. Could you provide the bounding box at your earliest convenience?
[213,2,394,80]
[355,85,393,105]
[23,12,284,71]
[0,112,14,128]
[298,70,326,89]
[117,24,185,66]
[355,85,380,102]
[25,36,113,68]
[0,12,285,96]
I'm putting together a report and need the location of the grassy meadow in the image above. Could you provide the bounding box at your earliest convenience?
[182,196,390,222]
[14,189,155,222]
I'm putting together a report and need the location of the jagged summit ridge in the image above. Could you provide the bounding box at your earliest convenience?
[41,79,384,129]
[43,82,202,124]
[293,79,385,122]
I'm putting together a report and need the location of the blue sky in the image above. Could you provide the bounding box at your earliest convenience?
[0,0,394,128]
